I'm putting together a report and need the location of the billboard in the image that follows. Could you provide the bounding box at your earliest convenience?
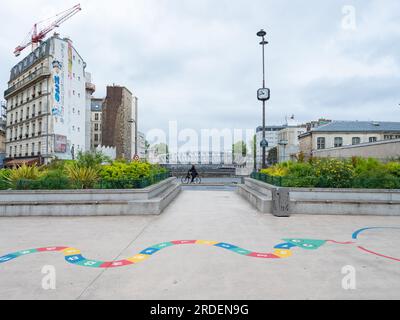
[54,135,67,153]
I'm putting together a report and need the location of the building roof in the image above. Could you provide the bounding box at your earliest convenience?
[311,121,400,133]
[256,125,286,133]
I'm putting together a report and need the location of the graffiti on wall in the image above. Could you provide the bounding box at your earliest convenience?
[0,227,398,269]
[51,60,64,121]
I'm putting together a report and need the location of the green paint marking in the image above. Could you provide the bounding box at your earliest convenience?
[282,239,326,250]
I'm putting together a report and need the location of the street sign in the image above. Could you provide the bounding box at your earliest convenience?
[260,139,269,148]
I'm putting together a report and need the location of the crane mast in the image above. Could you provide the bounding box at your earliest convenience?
[14,4,81,57]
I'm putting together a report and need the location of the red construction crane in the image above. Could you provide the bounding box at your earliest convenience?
[14,4,82,57]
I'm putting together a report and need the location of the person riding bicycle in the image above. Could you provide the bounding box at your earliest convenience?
[188,165,198,183]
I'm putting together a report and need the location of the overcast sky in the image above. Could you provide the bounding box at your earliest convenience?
[1,0,400,136]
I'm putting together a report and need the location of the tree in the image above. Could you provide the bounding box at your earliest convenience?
[152,143,169,155]
[232,141,247,157]
[267,147,278,165]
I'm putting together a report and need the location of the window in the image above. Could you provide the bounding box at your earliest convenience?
[334,137,343,148]
[94,134,99,142]
[317,137,325,150]
[94,123,99,131]
[95,113,99,121]
[352,137,361,145]
[369,137,377,143]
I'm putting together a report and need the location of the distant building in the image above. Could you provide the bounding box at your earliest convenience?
[90,98,104,150]
[4,35,88,166]
[85,72,96,151]
[101,85,138,160]
[0,119,5,153]
[299,120,400,160]
[137,131,146,160]
[277,127,307,163]
[255,125,285,168]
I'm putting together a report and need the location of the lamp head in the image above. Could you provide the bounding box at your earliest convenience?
[257,29,267,37]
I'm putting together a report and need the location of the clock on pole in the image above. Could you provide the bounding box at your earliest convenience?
[257,88,270,101]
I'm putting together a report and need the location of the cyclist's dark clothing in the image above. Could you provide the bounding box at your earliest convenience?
[188,166,198,183]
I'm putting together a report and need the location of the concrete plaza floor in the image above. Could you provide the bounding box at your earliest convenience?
[0,189,399,300]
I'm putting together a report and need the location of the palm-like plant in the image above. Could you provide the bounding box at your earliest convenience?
[6,165,44,187]
[65,163,99,189]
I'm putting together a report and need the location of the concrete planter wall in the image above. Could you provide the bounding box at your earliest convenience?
[238,178,400,216]
[0,178,181,217]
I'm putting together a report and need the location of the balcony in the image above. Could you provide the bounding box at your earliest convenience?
[4,67,50,98]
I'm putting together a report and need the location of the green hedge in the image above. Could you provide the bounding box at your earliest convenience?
[253,158,400,189]
[8,172,171,191]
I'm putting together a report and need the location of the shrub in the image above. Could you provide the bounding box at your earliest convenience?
[65,163,99,189]
[385,162,400,177]
[6,165,45,188]
[0,169,11,190]
[75,150,111,169]
[313,159,354,188]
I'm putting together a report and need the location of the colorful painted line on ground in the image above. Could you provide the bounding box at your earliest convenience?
[0,227,399,269]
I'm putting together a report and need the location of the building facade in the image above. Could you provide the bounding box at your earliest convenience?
[101,85,138,160]
[255,125,285,168]
[90,98,103,150]
[85,72,96,151]
[137,131,146,160]
[299,121,400,160]
[277,125,307,162]
[4,35,87,166]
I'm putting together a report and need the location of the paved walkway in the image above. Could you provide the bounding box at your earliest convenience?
[0,190,399,299]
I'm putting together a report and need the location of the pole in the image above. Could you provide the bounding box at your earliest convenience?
[261,34,266,169]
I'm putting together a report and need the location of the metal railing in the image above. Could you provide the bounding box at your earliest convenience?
[4,67,50,98]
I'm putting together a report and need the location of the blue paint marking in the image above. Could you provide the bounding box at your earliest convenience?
[140,248,160,255]
[214,243,238,250]
[274,242,296,249]
[65,254,85,264]
[352,227,400,240]
[0,254,18,263]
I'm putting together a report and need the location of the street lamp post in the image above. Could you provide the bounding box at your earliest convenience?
[257,29,270,169]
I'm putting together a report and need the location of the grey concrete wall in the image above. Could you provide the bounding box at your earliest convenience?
[238,178,400,216]
[312,139,400,161]
[0,178,181,217]
[237,178,273,213]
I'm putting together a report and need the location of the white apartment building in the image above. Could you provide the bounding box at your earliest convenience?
[137,131,146,160]
[4,35,87,166]
[277,126,307,162]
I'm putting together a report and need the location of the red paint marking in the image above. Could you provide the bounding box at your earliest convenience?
[326,240,355,245]
[100,260,134,268]
[248,252,280,259]
[171,240,197,245]
[358,246,400,262]
[37,247,68,252]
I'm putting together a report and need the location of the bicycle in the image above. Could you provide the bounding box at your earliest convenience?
[181,175,202,184]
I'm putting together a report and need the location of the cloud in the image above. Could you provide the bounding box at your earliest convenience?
[1,0,399,137]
